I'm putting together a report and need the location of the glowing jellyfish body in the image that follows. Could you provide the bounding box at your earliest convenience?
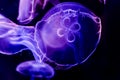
[36,2,102,68]
[16,60,54,78]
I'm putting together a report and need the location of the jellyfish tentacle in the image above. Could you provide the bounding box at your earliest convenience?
[17,0,60,24]
[0,14,27,54]
[0,14,45,62]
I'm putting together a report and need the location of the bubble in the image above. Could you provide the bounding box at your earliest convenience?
[36,2,102,69]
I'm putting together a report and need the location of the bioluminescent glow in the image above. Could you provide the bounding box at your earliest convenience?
[17,0,60,24]
[36,2,102,69]
[0,2,102,79]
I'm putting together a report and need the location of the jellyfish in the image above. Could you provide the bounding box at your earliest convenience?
[0,1,102,79]
[16,60,54,80]
[35,2,102,69]
[17,0,60,24]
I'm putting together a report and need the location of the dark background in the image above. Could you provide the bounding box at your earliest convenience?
[0,0,119,80]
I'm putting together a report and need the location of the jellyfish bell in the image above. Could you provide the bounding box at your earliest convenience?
[16,60,54,78]
[35,2,102,69]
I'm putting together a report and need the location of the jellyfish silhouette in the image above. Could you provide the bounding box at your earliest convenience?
[36,2,102,69]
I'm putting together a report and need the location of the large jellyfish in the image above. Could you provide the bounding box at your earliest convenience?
[0,1,102,80]
[35,2,102,69]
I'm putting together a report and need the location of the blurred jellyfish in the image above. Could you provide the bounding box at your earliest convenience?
[0,14,27,55]
[16,60,54,80]
[35,2,102,69]
[17,0,60,24]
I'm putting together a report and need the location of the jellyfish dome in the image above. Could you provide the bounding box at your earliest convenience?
[35,2,102,69]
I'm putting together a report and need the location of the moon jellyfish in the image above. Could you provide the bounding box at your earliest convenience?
[36,2,102,69]
[0,1,102,79]
[17,0,60,24]
[16,60,54,79]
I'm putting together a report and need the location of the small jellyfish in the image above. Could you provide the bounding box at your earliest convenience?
[17,0,60,24]
[16,60,54,79]
[36,2,102,69]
